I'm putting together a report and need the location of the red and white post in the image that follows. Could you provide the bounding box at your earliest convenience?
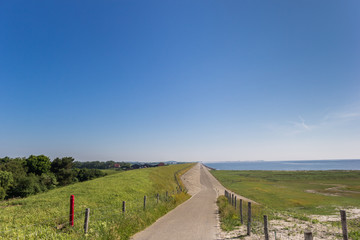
[70,195,75,226]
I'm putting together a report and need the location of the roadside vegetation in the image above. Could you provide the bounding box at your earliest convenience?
[0,163,194,239]
[213,170,360,238]
[217,196,241,231]
[0,156,107,200]
[217,195,265,232]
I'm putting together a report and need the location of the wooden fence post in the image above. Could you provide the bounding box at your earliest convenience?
[304,231,313,240]
[264,215,269,240]
[340,210,348,240]
[69,195,74,227]
[240,199,243,224]
[166,191,168,201]
[247,202,251,236]
[143,196,147,210]
[157,193,159,204]
[234,196,237,209]
[122,201,126,213]
[232,194,234,206]
[84,208,90,234]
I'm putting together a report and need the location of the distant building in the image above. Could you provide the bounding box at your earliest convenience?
[158,162,165,166]
[114,164,120,168]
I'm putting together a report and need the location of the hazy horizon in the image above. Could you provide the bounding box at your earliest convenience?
[1,1,359,162]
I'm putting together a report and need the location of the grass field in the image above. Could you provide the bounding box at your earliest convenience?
[212,170,360,238]
[212,170,360,215]
[0,163,194,240]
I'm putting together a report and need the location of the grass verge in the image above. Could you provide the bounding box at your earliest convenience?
[217,195,266,235]
[217,196,241,231]
[0,163,195,239]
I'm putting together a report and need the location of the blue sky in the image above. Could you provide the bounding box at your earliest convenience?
[1,0,359,162]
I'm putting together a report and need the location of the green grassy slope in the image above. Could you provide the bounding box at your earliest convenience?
[0,163,194,240]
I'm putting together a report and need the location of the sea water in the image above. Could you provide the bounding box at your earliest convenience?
[204,159,360,170]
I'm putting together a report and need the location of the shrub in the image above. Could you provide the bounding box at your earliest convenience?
[0,187,5,200]
[26,155,51,175]
[40,173,58,190]
[11,174,44,197]
[77,168,106,182]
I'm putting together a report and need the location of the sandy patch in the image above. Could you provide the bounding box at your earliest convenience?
[311,207,360,222]
[181,163,201,196]
[217,213,343,240]
[217,208,360,239]
[305,189,340,197]
[326,185,360,194]
[306,184,360,196]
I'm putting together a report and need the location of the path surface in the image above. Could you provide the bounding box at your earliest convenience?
[131,163,255,240]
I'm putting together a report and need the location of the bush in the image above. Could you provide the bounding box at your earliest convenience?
[0,187,5,200]
[55,169,77,186]
[1,156,113,199]
[1,159,27,185]
[77,169,106,182]
[40,173,58,190]
[11,174,44,198]
[26,155,51,175]
[0,171,13,190]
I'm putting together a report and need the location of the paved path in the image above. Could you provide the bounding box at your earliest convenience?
[131,163,256,240]
[131,163,218,240]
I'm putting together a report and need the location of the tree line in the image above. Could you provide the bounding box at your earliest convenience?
[73,160,132,170]
[0,156,106,200]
